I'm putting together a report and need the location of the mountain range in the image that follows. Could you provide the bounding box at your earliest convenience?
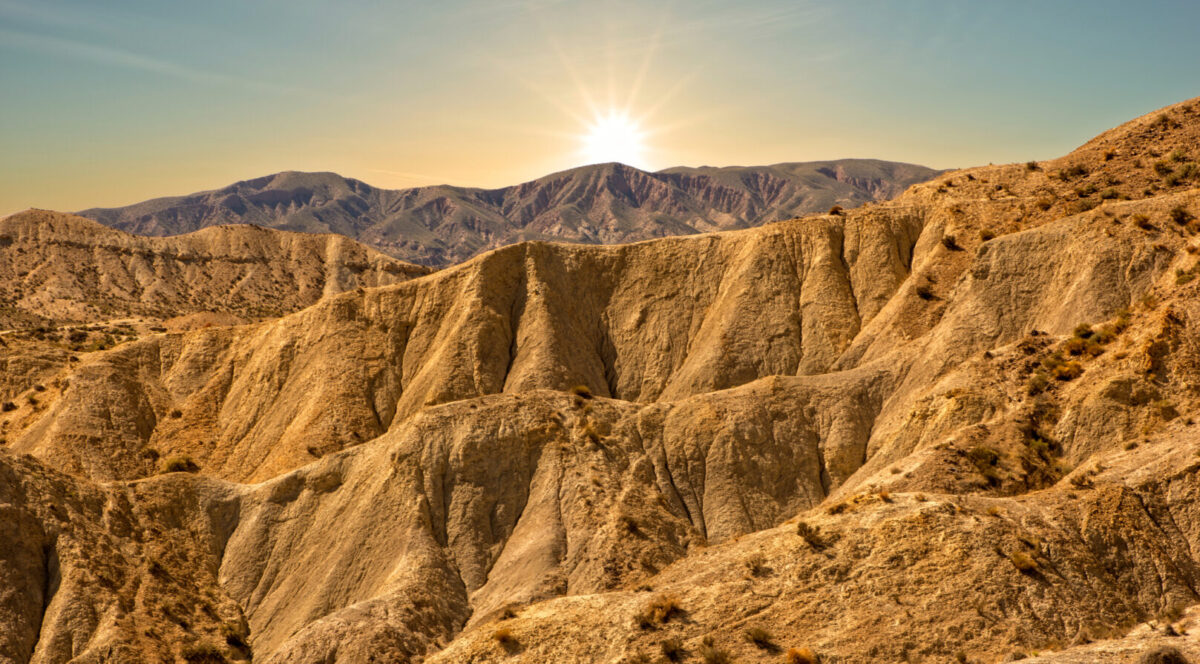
[3,98,1200,663]
[79,160,943,266]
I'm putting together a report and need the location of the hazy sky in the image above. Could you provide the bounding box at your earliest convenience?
[3,0,1199,215]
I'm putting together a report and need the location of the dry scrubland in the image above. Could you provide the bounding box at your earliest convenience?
[4,98,1200,663]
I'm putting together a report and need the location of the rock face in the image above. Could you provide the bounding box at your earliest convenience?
[0,210,431,327]
[78,160,944,267]
[4,97,1200,663]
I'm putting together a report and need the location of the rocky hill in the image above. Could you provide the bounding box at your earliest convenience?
[3,98,1200,663]
[0,210,430,328]
[78,160,943,267]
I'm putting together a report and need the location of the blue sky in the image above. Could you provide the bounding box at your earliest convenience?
[2,0,1199,214]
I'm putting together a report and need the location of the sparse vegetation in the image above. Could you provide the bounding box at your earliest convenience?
[744,553,769,576]
[159,455,198,474]
[916,284,934,300]
[492,627,519,652]
[786,648,820,664]
[980,228,995,241]
[1025,161,1039,171]
[1138,646,1190,664]
[796,521,827,550]
[1170,205,1194,225]
[699,637,732,664]
[660,637,685,662]
[743,626,774,649]
[569,384,594,400]
[1132,213,1153,230]
[941,235,961,250]
[828,205,843,216]
[181,643,227,664]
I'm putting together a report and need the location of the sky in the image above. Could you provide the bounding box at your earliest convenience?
[2,0,1199,216]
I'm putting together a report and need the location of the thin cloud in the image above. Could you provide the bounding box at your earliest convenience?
[0,26,305,95]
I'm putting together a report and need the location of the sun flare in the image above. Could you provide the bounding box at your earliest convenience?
[580,111,647,167]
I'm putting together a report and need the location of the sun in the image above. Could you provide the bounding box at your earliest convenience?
[580,111,647,167]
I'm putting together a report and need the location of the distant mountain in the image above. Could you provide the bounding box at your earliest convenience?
[79,160,944,267]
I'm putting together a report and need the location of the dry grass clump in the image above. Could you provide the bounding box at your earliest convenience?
[181,643,227,664]
[828,205,844,216]
[795,521,828,550]
[636,594,684,629]
[698,636,732,664]
[159,455,198,474]
[660,637,685,661]
[1170,205,1194,225]
[743,626,775,649]
[916,284,934,301]
[786,647,820,664]
[492,627,519,652]
[941,235,961,250]
[569,384,593,399]
[1138,646,1190,664]
[1025,161,1039,171]
[744,553,769,577]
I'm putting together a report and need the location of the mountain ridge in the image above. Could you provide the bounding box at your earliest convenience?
[78,159,944,266]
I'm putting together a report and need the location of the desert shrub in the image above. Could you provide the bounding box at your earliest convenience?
[1034,197,1053,211]
[169,409,183,419]
[1180,163,1199,180]
[1099,188,1120,200]
[1132,214,1153,230]
[1025,161,1039,171]
[1062,337,1087,356]
[1169,206,1193,224]
[980,228,996,241]
[1176,269,1196,285]
[698,637,732,664]
[159,455,198,474]
[660,637,685,661]
[796,521,826,549]
[916,285,934,300]
[1052,361,1083,381]
[1026,371,1049,396]
[625,654,652,664]
[1008,551,1038,574]
[492,627,519,651]
[647,594,683,624]
[1165,172,1181,187]
[569,384,593,399]
[787,648,820,664]
[1138,646,1190,664]
[633,609,656,630]
[1102,149,1116,161]
[743,627,774,649]
[1075,183,1098,197]
[1154,160,1175,175]
[1,401,15,412]
[828,205,844,216]
[941,235,961,250]
[1062,164,1088,178]
[1171,148,1188,163]
[182,643,226,664]
[744,553,768,576]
